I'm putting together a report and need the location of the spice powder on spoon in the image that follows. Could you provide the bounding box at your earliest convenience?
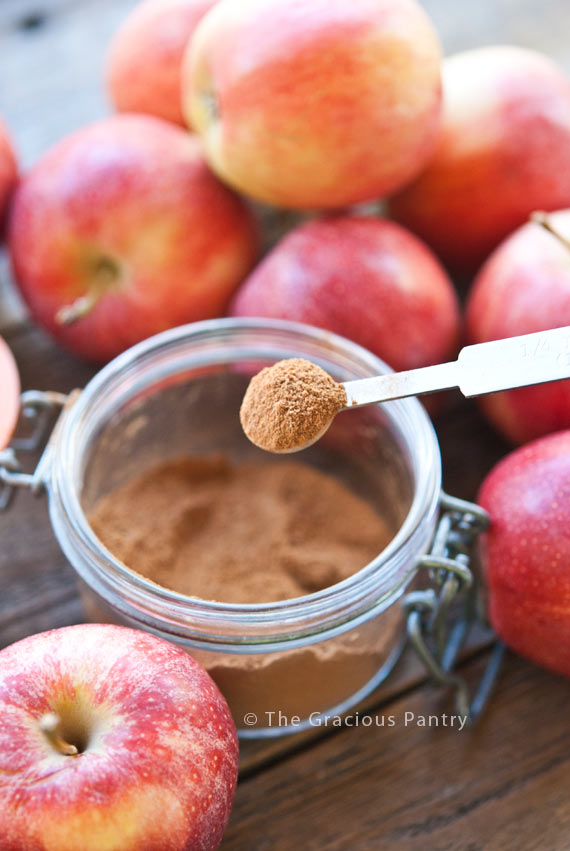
[240,358,347,453]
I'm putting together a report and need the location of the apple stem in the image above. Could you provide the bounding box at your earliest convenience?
[531,211,570,252]
[39,713,78,756]
[55,289,102,326]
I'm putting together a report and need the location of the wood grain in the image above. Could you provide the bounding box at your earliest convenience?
[0,325,95,647]
[224,653,570,851]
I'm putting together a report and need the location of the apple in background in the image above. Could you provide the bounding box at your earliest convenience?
[478,430,570,678]
[8,115,258,363]
[230,216,461,379]
[389,46,570,272]
[0,119,18,233]
[0,336,20,451]
[0,624,238,851]
[182,0,442,209]
[106,0,218,127]
[466,210,570,444]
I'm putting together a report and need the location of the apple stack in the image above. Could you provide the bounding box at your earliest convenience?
[6,0,463,375]
[0,0,567,438]
[0,0,570,847]
[5,0,569,441]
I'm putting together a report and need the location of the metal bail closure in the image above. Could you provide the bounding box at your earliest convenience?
[402,491,505,726]
[0,390,79,511]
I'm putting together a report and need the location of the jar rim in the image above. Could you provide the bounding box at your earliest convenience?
[49,318,442,644]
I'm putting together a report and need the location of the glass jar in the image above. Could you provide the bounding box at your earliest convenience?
[5,319,443,737]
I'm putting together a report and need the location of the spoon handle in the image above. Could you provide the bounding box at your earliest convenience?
[343,326,570,407]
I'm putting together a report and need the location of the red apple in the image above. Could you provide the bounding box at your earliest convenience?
[0,335,20,451]
[0,624,238,850]
[478,430,570,678]
[230,215,461,377]
[183,0,442,209]
[0,119,18,233]
[106,0,218,127]
[389,46,570,271]
[466,210,570,444]
[8,115,258,363]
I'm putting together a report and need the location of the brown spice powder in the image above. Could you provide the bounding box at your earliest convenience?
[82,586,404,729]
[86,454,402,727]
[88,454,390,603]
[240,358,347,453]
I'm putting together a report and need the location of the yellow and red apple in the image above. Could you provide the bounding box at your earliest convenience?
[0,336,20,451]
[479,430,570,678]
[230,215,461,379]
[8,114,258,363]
[0,624,238,851]
[466,210,570,444]
[106,0,218,127]
[0,120,18,234]
[183,0,443,209]
[389,46,570,271]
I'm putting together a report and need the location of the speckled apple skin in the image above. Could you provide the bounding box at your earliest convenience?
[107,0,219,127]
[0,624,238,851]
[8,114,258,363]
[0,335,20,451]
[0,120,18,233]
[230,215,461,375]
[184,0,442,209]
[466,210,570,445]
[478,431,570,677]
[389,46,570,272]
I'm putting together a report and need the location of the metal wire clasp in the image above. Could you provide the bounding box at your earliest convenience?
[0,390,78,511]
[403,491,505,726]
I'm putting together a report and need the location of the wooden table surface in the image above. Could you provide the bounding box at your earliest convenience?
[2,2,570,849]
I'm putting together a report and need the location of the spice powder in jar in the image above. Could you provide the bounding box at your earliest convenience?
[87,359,402,729]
